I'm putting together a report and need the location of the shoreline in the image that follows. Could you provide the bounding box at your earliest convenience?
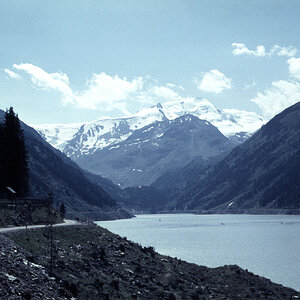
[1,224,299,299]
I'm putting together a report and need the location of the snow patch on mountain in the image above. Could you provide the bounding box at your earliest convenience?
[32,122,84,151]
[33,98,266,155]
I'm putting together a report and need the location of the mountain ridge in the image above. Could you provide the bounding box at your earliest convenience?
[33,98,266,155]
[174,101,300,213]
[70,114,235,187]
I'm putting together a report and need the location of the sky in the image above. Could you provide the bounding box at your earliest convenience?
[1,0,300,124]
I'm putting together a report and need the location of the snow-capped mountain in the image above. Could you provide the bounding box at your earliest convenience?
[33,98,266,155]
[34,122,85,151]
[71,114,235,187]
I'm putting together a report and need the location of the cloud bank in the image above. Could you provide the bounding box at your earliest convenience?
[9,63,185,115]
[195,69,232,94]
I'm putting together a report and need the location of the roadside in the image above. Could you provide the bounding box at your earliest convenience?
[0,219,81,233]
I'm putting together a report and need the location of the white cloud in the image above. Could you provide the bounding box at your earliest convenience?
[73,73,144,111]
[13,63,74,103]
[4,68,21,79]
[232,43,266,57]
[270,45,297,57]
[10,63,185,115]
[287,57,300,80]
[251,79,300,118]
[244,79,257,90]
[195,69,232,94]
[166,83,185,90]
[250,52,300,118]
[151,85,180,100]
[232,43,297,57]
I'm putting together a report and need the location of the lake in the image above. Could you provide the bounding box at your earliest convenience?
[96,214,300,291]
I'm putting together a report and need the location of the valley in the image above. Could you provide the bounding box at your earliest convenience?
[32,100,300,215]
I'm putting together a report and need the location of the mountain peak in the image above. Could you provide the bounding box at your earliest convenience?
[155,102,163,109]
[33,98,266,155]
[175,113,205,123]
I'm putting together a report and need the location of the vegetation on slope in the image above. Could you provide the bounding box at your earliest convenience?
[3,225,300,299]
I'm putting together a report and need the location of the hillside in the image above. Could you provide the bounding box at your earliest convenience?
[175,102,300,213]
[0,110,131,220]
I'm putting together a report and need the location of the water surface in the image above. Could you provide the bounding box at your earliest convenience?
[97,214,300,291]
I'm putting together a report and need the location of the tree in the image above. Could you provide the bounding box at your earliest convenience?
[59,202,66,219]
[0,107,29,196]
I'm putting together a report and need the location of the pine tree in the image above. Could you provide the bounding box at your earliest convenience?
[0,107,29,196]
[59,202,66,219]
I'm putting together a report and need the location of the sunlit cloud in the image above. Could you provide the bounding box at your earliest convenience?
[195,69,232,94]
[251,80,300,118]
[10,63,186,115]
[13,63,73,103]
[232,43,297,57]
[287,57,300,80]
[73,73,144,112]
[151,85,181,100]
[232,43,266,57]
[250,53,300,118]
[270,45,297,57]
[4,68,21,79]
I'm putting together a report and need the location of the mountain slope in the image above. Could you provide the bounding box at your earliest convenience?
[72,114,235,187]
[0,110,131,220]
[175,102,300,213]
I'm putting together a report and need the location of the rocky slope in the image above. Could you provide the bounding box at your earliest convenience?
[0,235,67,299]
[2,225,300,299]
[175,101,300,213]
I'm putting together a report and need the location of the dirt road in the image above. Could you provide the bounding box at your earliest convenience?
[0,219,80,233]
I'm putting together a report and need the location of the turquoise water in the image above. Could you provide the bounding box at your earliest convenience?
[96,214,300,291]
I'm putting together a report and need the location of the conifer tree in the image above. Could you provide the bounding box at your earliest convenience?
[0,107,29,196]
[59,202,66,219]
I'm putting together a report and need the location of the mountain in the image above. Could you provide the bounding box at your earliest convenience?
[0,110,131,220]
[70,114,235,187]
[33,98,266,154]
[174,102,300,213]
[32,98,265,188]
[116,154,230,213]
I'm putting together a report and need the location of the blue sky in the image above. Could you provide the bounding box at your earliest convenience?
[1,1,300,124]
